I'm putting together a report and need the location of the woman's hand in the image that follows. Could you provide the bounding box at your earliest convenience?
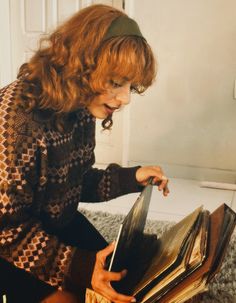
[136,166,169,196]
[91,242,136,303]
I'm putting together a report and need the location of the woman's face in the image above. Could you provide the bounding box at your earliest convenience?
[87,79,132,119]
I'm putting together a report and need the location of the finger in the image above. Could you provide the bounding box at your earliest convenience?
[102,269,127,282]
[152,174,164,185]
[153,175,169,196]
[97,242,116,264]
[151,169,163,181]
[163,185,170,196]
[114,298,136,303]
[158,177,168,191]
[152,174,168,186]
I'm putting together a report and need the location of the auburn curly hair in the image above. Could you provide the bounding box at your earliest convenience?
[18,4,156,120]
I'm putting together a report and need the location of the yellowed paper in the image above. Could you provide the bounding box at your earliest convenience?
[86,289,111,303]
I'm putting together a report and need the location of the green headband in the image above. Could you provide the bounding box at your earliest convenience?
[103,15,145,41]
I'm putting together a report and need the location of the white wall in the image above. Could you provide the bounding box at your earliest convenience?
[128,0,236,182]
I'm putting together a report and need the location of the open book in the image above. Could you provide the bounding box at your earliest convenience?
[86,183,236,303]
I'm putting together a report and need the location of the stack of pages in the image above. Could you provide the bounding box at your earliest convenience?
[86,184,236,303]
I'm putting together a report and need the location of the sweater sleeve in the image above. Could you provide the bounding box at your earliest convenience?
[81,162,144,202]
[0,118,96,299]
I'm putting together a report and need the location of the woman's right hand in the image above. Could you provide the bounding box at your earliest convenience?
[91,242,136,303]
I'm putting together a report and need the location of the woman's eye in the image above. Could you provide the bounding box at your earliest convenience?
[110,80,122,88]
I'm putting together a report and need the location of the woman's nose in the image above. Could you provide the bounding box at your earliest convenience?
[115,84,131,105]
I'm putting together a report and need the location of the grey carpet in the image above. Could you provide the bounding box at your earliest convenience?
[80,208,236,303]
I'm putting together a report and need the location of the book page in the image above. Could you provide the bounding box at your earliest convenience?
[133,206,203,297]
[139,211,209,302]
[168,277,208,303]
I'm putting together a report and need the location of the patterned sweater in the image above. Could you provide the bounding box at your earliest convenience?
[0,80,142,296]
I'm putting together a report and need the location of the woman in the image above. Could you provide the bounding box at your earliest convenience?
[0,4,169,303]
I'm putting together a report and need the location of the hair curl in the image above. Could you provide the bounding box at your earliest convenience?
[17,4,156,129]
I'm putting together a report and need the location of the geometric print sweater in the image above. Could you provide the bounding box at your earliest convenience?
[0,79,142,293]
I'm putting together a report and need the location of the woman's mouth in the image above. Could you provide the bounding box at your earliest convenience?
[104,104,119,115]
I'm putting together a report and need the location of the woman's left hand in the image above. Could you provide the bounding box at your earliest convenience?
[91,242,136,303]
[136,166,169,196]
